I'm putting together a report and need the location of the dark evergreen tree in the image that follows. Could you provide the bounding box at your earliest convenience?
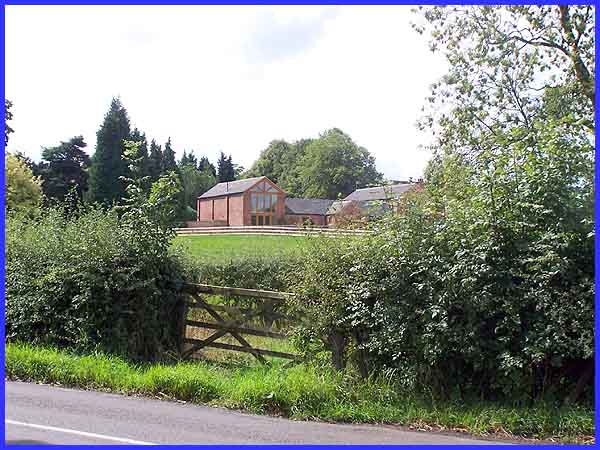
[226,155,236,181]
[162,137,177,173]
[148,139,163,183]
[198,156,216,177]
[40,136,91,202]
[217,152,235,182]
[179,150,198,168]
[88,98,131,204]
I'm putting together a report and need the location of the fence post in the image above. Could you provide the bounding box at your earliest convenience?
[177,298,188,356]
[327,332,347,371]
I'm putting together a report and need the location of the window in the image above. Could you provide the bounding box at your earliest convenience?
[249,181,280,226]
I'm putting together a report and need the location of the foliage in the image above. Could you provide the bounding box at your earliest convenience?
[244,139,308,196]
[179,150,198,168]
[292,116,593,405]
[412,5,595,158]
[178,163,216,210]
[87,97,131,205]
[162,137,177,173]
[5,153,43,214]
[217,151,236,182]
[185,254,299,292]
[148,139,163,183]
[6,343,594,442]
[299,129,383,199]
[37,136,91,203]
[129,128,150,187]
[245,130,382,199]
[5,141,188,360]
[198,156,216,178]
[5,98,14,145]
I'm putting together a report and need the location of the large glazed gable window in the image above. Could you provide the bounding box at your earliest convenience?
[249,180,281,225]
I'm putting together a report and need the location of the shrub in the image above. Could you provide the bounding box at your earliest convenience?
[290,123,594,404]
[185,255,299,292]
[5,142,189,360]
[5,206,185,360]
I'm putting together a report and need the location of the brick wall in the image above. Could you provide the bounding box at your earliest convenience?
[284,213,327,226]
[228,194,244,226]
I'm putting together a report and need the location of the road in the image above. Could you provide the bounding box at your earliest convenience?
[5,381,509,445]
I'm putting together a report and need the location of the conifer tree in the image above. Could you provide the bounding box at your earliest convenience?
[179,150,198,168]
[198,156,216,177]
[162,137,177,173]
[217,152,235,182]
[148,139,163,183]
[88,98,131,204]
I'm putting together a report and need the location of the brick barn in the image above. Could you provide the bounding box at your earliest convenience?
[196,177,286,226]
[195,176,420,227]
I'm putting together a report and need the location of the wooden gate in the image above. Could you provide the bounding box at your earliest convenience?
[180,283,300,363]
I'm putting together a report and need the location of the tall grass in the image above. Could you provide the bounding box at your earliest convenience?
[5,343,593,443]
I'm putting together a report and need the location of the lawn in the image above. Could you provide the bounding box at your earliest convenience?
[173,234,309,262]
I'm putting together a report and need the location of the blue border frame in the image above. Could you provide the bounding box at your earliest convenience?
[1,1,597,448]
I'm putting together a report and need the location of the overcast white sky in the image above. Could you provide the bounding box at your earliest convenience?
[5,5,447,180]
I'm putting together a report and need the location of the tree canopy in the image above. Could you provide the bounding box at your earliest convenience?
[39,136,91,203]
[6,153,43,214]
[246,131,382,199]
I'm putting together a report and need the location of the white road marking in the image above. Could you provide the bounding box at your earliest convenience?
[6,419,156,445]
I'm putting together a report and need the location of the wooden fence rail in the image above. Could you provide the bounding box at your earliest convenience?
[179,283,300,364]
[175,225,372,237]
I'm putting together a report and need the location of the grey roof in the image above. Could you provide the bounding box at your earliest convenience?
[198,177,265,199]
[285,198,335,215]
[326,200,353,215]
[343,183,416,202]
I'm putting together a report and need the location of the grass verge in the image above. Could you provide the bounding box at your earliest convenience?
[5,343,594,444]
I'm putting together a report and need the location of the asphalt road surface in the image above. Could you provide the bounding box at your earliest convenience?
[5,381,510,445]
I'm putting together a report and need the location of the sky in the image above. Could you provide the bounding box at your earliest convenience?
[5,5,447,180]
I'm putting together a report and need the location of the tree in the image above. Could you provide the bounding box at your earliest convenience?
[412,5,595,160]
[148,139,163,183]
[5,99,14,146]
[390,5,595,402]
[217,152,235,182]
[298,129,383,199]
[198,156,216,177]
[179,150,198,168]
[245,139,293,183]
[39,136,91,203]
[162,137,177,173]
[233,163,245,180]
[179,164,217,210]
[129,128,149,183]
[5,153,42,213]
[88,98,131,205]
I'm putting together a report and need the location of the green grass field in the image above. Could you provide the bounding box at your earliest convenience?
[173,234,309,261]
